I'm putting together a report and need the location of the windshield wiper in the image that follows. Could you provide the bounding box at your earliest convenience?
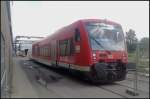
[89,35,106,50]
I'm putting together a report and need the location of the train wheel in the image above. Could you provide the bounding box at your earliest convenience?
[35,75,40,81]
[86,63,109,84]
[85,67,101,84]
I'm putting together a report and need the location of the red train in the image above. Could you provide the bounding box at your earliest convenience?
[31,19,128,83]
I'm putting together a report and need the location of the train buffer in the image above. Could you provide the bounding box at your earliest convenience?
[33,66,63,87]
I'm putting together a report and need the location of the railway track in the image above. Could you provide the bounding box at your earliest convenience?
[22,59,149,98]
[93,71,149,98]
[97,85,128,98]
[127,72,149,78]
[126,77,149,83]
[116,82,149,94]
[23,60,126,98]
[97,81,149,98]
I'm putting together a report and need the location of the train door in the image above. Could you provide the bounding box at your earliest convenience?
[50,40,57,66]
[74,28,82,64]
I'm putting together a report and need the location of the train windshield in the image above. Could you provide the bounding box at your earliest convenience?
[86,22,125,51]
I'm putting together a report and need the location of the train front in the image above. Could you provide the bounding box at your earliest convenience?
[85,21,128,83]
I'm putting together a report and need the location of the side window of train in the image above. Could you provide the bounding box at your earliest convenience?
[40,47,42,56]
[59,39,73,56]
[50,46,52,57]
[59,40,67,56]
[75,28,81,42]
[37,46,39,55]
[70,38,74,54]
[65,40,69,55]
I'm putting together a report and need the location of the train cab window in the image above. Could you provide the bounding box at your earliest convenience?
[75,28,81,42]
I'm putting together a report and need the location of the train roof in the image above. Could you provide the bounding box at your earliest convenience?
[32,19,121,45]
[79,19,121,26]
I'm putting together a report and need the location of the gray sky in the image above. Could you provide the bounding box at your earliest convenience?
[11,1,149,40]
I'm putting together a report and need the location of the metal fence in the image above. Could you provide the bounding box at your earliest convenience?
[128,42,149,74]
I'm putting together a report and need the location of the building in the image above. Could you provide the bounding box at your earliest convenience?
[1,1,13,98]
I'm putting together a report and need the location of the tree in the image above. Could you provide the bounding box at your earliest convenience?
[125,29,138,53]
[139,37,149,58]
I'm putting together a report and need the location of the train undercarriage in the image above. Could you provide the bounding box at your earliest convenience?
[32,58,127,84]
[84,62,127,83]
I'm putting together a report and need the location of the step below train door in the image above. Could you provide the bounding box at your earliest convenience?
[50,40,57,66]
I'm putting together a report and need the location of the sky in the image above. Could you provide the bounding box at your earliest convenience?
[10,1,149,40]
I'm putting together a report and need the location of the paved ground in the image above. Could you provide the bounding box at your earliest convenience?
[10,57,149,98]
[11,57,38,98]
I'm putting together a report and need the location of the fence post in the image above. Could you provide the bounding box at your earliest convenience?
[134,42,139,95]
[126,42,139,96]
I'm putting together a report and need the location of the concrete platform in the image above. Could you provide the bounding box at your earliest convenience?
[11,57,38,98]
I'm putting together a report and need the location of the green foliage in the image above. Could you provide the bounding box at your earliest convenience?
[125,29,138,53]
[139,37,149,58]
[126,31,149,73]
[128,52,149,73]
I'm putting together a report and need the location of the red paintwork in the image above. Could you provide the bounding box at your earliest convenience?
[32,19,128,69]
[92,50,128,63]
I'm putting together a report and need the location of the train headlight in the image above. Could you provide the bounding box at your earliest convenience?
[93,53,96,57]
[93,53,96,60]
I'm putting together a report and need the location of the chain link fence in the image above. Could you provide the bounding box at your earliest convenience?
[128,42,149,75]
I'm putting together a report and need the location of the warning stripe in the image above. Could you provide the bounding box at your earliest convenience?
[32,57,90,72]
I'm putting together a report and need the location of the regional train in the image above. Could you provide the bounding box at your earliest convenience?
[31,19,128,83]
